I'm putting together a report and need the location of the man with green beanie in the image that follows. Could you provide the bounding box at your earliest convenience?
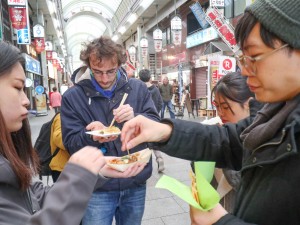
[120,0,300,224]
[189,0,300,224]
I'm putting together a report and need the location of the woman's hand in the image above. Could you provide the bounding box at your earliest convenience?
[69,146,105,175]
[190,204,227,225]
[121,115,173,151]
[100,162,147,178]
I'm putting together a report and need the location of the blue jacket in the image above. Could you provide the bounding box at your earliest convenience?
[61,66,160,191]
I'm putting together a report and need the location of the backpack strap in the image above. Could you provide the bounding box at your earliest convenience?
[52,147,60,158]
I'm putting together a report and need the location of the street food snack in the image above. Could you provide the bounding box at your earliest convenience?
[189,170,200,204]
[86,126,121,137]
[99,126,121,135]
[106,148,152,172]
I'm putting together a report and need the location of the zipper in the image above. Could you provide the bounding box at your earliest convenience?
[26,189,36,214]
[251,129,286,155]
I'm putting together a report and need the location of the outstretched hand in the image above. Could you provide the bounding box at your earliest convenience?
[190,204,227,225]
[120,115,172,151]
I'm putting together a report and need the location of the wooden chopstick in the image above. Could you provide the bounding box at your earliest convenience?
[109,93,128,128]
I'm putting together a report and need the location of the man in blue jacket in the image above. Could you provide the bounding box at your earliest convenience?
[61,36,160,225]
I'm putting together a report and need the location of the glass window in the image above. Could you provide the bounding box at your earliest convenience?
[234,0,246,16]
[224,0,233,18]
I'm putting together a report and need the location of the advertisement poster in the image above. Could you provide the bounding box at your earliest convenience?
[207,56,220,109]
[35,94,47,115]
[205,7,240,53]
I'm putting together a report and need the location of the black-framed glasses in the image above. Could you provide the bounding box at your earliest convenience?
[90,67,118,77]
[235,44,289,75]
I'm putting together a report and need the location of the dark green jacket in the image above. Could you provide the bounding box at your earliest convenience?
[156,101,300,225]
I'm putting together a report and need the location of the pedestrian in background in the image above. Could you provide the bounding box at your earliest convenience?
[159,76,175,119]
[61,36,160,225]
[120,0,300,224]
[139,69,165,172]
[50,87,62,113]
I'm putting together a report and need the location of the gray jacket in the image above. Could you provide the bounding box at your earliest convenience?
[0,155,107,224]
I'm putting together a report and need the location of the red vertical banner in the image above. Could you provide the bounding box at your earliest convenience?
[8,7,27,29]
[34,38,45,53]
[46,51,53,60]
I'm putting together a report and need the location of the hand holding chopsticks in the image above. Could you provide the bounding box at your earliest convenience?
[109,93,128,128]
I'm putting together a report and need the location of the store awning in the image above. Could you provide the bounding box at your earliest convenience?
[203,41,233,55]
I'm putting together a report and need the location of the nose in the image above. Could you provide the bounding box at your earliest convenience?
[22,91,30,107]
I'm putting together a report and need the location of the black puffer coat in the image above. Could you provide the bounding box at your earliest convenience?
[157,100,300,225]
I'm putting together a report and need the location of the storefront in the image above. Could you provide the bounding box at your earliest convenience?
[23,53,42,110]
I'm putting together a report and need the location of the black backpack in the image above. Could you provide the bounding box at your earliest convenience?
[34,112,60,178]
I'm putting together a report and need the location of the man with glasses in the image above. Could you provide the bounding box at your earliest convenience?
[60,36,160,225]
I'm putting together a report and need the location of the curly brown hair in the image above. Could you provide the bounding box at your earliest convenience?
[80,36,127,68]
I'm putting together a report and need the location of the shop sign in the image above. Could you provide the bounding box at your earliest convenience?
[46,51,53,60]
[26,45,37,57]
[34,38,45,53]
[7,0,26,6]
[205,7,240,53]
[210,0,225,7]
[218,56,236,75]
[24,54,41,74]
[35,85,44,94]
[172,30,182,46]
[190,2,209,29]
[17,28,30,44]
[45,41,53,51]
[8,6,27,29]
[171,16,182,30]
[33,24,45,38]
[186,27,218,49]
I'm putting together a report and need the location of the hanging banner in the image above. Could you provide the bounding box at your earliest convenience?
[33,24,45,38]
[34,38,45,53]
[17,28,30,44]
[154,40,162,52]
[45,41,53,51]
[7,0,26,6]
[189,2,210,29]
[205,7,240,53]
[172,30,182,46]
[210,0,225,7]
[8,6,27,29]
[141,48,148,58]
[46,51,53,60]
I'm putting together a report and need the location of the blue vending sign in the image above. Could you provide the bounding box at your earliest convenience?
[17,28,30,44]
[35,85,44,94]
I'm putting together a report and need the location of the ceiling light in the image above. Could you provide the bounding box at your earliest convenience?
[140,0,154,9]
[128,13,137,25]
[112,34,119,42]
[118,26,126,34]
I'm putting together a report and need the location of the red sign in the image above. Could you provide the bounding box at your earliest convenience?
[34,38,45,53]
[46,51,53,60]
[52,59,58,67]
[205,7,240,53]
[9,7,27,29]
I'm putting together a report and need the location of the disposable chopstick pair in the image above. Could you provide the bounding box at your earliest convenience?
[109,93,128,128]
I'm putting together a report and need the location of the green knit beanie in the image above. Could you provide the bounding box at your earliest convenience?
[246,0,300,49]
